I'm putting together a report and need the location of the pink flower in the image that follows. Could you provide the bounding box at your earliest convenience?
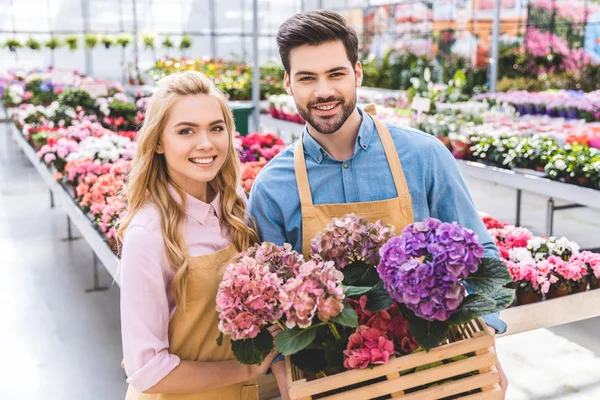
[53,87,64,95]
[279,260,344,329]
[216,256,283,340]
[23,91,33,101]
[44,153,56,164]
[343,326,395,370]
[570,251,600,278]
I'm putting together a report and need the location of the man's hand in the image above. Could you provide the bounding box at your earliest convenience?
[271,359,290,400]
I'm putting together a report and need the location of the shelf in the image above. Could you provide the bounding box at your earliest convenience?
[499,288,600,336]
[457,160,600,209]
[10,125,120,283]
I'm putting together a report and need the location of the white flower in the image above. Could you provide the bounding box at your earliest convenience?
[509,247,534,263]
[554,159,567,171]
[552,237,580,256]
[527,237,547,252]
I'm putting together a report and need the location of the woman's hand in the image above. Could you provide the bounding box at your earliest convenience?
[248,351,279,378]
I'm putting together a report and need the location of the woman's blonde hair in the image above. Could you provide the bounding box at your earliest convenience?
[118,71,258,309]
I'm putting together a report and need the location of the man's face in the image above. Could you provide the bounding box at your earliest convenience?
[284,41,363,135]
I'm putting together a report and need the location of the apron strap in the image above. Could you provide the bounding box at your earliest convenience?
[365,108,412,199]
[293,138,313,207]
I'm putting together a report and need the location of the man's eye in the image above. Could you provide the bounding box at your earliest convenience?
[331,73,344,77]
[299,77,314,82]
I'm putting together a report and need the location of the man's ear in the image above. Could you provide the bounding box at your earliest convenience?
[284,71,293,96]
[355,61,363,88]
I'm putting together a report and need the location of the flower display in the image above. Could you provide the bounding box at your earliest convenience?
[240,160,266,194]
[235,132,285,163]
[378,218,485,321]
[310,214,395,269]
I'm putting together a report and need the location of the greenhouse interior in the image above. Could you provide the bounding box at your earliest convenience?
[1,0,600,399]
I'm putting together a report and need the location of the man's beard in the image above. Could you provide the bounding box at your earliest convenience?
[295,93,357,135]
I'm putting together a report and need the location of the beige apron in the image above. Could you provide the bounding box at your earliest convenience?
[293,105,415,257]
[125,244,258,400]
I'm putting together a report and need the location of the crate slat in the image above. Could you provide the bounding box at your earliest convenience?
[389,370,500,400]
[316,351,497,400]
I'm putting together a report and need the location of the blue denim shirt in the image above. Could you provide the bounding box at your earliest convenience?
[248,108,507,333]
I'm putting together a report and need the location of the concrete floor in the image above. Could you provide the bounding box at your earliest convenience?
[1,120,599,400]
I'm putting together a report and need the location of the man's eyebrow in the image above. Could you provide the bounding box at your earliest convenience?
[294,67,349,76]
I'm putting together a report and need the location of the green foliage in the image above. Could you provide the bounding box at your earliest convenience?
[65,35,79,51]
[84,34,99,49]
[179,35,192,50]
[25,37,41,50]
[45,36,62,50]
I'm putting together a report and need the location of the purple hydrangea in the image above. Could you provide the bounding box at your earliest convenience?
[377,218,484,321]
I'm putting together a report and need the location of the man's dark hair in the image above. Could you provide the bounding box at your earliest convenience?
[276,10,359,73]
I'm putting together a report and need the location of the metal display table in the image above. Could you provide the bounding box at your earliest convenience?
[9,124,119,287]
[457,160,600,238]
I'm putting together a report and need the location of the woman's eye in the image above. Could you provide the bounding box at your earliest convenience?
[211,125,225,132]
[179,128,193,135]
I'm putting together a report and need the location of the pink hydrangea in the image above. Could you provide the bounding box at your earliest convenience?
[279,260,345,329]
[236,242,303,280]
[216,256,283,340]
[343,326,395,370]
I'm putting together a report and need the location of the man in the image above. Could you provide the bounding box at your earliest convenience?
[249,10,508,398]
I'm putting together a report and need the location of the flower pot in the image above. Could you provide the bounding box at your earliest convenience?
[517,287,542,305]
[437,136,451,150]
[571,281,588,293]
[451,140,470,159]
[535,166,545,172]
[590,279,600,290]
[546,283,569,299]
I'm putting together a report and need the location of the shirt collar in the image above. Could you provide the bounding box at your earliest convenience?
[301,107,376,164]
[168,182,221,225]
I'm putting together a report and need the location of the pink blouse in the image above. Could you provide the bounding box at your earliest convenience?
[119,188,230,392]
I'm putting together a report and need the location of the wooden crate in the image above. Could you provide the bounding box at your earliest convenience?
[285,318,501,400]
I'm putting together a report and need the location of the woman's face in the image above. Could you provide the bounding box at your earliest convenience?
[157,93,230,200]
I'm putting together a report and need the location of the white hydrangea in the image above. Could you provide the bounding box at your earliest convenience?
[554,159,567,171]
[7,84,24,104]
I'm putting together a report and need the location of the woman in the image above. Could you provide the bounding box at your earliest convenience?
[118,71,278,399]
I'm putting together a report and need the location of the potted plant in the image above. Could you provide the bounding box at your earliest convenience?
[45,36,62,50]
[179,35,192,51]
[141,33,155,50]
[25,37,41,50]
[161,35,174,50]
[4,38,22,52]
[84,33,99,50]
[64,35,79,51]
[116,33,132,48]
[101,34,115,49]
